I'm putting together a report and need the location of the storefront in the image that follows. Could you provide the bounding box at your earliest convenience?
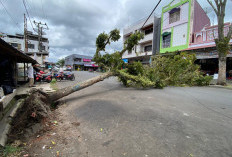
[194,51,232,79]
[84,63,98,71]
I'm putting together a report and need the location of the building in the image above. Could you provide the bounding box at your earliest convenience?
[122,16,161,64]
[0,38,37,88]
[0,32,49,66]
[65,54,98,71]
[160,0,232,74]
[160,0,211,53]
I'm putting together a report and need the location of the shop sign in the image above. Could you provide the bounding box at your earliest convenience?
[83,59,91,62]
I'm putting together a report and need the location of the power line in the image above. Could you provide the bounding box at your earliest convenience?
[22,0,35,30]
[0,0,21,31]
[40,0,47,20]
[141,0,162,29]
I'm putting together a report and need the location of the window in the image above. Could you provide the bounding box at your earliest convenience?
[128,50,132,55]
[74,58,82,62]
[40,45,46,51]
[11,43,18,48]
[11,43,21,50]
[28,44,35,49]
[169,8,180,24]
[162,33,171,48]
[144,27,153,35]
[144,45,152,52]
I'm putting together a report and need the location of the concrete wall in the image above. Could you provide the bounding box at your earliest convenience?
[152,18,161,55]
[192,0,210,33]
[172,23,188,46]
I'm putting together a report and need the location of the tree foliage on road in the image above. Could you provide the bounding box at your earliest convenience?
[118,53,212,88]
[207,0,232,85]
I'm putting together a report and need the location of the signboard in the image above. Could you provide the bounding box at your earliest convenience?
[122,59,128,63]
[84,64,98,67]
[83,59,92,62]
[213,74,218,80]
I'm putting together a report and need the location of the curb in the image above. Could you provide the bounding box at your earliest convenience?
[0,99,25,147]
[209,85,232,90]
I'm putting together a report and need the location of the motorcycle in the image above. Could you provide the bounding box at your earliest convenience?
[54,72,75,81]
[36,72,52,83]
[64,72,75,81]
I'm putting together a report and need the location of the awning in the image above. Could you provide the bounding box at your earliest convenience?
[0,38,37,64]
[162,32,171,36]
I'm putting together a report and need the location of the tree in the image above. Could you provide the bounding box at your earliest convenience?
[49,29,144,101]
[56,58,65,67]
[207,0,232,85]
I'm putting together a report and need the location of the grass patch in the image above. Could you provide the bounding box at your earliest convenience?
[0,145,22,157]
[50,78,58,91]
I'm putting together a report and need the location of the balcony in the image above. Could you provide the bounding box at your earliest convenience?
[189,23,232,50]
[139,33,153,44]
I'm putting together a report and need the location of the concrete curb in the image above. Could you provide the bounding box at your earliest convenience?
[0,99,25,147]
[209,85,232,90]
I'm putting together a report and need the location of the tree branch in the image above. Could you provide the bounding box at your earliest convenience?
[207,0,219,14]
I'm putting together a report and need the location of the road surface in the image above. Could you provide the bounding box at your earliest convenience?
[30,71,232,157]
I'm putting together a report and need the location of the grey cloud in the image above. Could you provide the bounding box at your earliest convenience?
[0,0,232,62]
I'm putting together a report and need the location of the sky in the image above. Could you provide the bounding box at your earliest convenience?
[0,0,231,62]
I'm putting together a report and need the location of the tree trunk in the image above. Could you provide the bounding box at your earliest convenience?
[217,56,227,85]
[49,72,114,102]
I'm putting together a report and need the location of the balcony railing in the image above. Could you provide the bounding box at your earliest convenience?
[191,23,231,45]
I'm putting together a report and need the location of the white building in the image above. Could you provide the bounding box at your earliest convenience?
[122,16,161,64]
[0,32,49,66]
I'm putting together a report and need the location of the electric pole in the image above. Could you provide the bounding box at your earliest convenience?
[33,20,48,65]
[24,13,28,53]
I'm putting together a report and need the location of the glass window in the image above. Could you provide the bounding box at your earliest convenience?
[11,43,18,48]
[28,44,35,49]
[162,34,171,48]
[169,9,180,24]
[144,27,153,35]
[74,58,82,62]
[144,45,152,52]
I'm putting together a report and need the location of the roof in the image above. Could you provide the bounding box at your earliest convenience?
[0,38,37,64]
[66,54,93,59]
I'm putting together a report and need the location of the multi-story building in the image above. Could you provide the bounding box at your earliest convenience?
[160,0,232,74]
[0,32,49,66]
[160,0,211,53]
[122,16,161,64]
[65,54,98,71]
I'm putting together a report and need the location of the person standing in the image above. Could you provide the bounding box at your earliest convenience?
[28,64,36,87]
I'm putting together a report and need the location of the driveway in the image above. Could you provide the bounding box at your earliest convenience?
[29,71,232,157]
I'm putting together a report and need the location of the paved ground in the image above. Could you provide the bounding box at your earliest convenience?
[28,71,232,157]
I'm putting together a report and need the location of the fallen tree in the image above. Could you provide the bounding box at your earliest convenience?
[7,29,212,144]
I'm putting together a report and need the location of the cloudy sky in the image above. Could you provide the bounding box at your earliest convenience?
[0,0,231,62]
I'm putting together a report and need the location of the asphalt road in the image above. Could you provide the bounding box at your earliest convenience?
[57,71,232,157]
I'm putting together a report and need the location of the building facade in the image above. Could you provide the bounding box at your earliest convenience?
[160,0,232,75]
[122,16,161,64]
[160,0,211,53]
[0,32,49,66]
[65,54,98,71]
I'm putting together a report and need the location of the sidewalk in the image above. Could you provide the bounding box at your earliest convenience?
[209,79,232,90]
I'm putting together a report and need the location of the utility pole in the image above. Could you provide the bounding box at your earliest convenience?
[24,13,28,53]
[33,20,48,65]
